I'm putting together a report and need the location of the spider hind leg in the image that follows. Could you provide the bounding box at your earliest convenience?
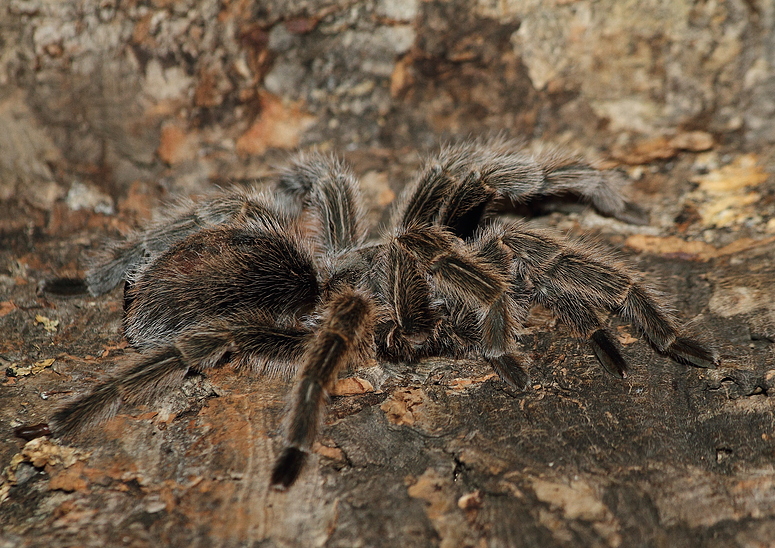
[39,277,89,296]
[49,346,189,437]
[667,337,718,369]
[49,313,312,440]
[373,243,438,362]
[503,222,717,376]
[487,354,531,391]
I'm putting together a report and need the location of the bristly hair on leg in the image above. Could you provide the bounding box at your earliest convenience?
[48,347,190,437]
[276,151,368,254]
[270,286,375,490]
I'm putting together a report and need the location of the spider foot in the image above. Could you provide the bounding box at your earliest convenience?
[270,447,308,490]
[14,422,52,441]
[665,337,718,369]
[39,277,88,296]
[611,201,649,226]
[487,354,530,390]
[589,329,628,378]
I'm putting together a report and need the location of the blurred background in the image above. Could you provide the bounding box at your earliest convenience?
[2,0,774,235]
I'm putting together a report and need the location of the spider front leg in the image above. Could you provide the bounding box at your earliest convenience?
[502,222,718,373]
[371,241,439,362]
[540,291,630,378]
[619,284,718,369]
[469,229,533,389]
[277,152,367,254]
[391,138,647,242]
[485,146,648,225]
[271,286,375,490]
[393,224,531,389]
[479,293,532,390]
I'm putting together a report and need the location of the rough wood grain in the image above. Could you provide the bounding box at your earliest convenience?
[2,1,775,547]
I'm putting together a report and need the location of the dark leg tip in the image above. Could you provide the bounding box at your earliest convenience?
[14,422,52,441]
[614,202,650,226]
[270,447,308,491]
[487,354,530,391]
[666,337,718,369]
[39,277,88,296]
[589,329,629,378]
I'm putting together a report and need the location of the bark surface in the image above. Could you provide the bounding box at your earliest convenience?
[1,1,775,546]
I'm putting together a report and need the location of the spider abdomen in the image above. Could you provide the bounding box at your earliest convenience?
[124,224,319,349]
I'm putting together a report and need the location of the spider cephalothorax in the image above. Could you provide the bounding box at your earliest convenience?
[43,138,717,489]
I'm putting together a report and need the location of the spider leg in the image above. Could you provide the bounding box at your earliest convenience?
[271,287,375,490]
[480,294,532,389]
[469,228,532,388]
[228,316,312,377]
[395,225,509,305]
[502,222,718,373]
[392,143,499,237]
[456,137,646,224]
[277,152,368,253]
[372,242,438,362]
[394,164,458,229]
[499,220,629,376]
[393,224,531,388]
[49,347,191,436]
[541,291,629,378]
[49,315,312,437]
[619,285,718,369]
[436,170,497,240]
[485,146,648,225]
[391,139,646,243]
[589,329,629,378]
[63,190,291,297]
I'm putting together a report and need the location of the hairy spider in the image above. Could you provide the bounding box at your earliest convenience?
[39,138,717,490]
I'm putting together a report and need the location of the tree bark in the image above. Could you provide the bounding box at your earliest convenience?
[1,1,774,546]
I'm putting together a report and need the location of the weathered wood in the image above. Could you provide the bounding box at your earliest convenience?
[2,1,775,547]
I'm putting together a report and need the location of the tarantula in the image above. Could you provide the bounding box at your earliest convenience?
[37,139,717,490]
